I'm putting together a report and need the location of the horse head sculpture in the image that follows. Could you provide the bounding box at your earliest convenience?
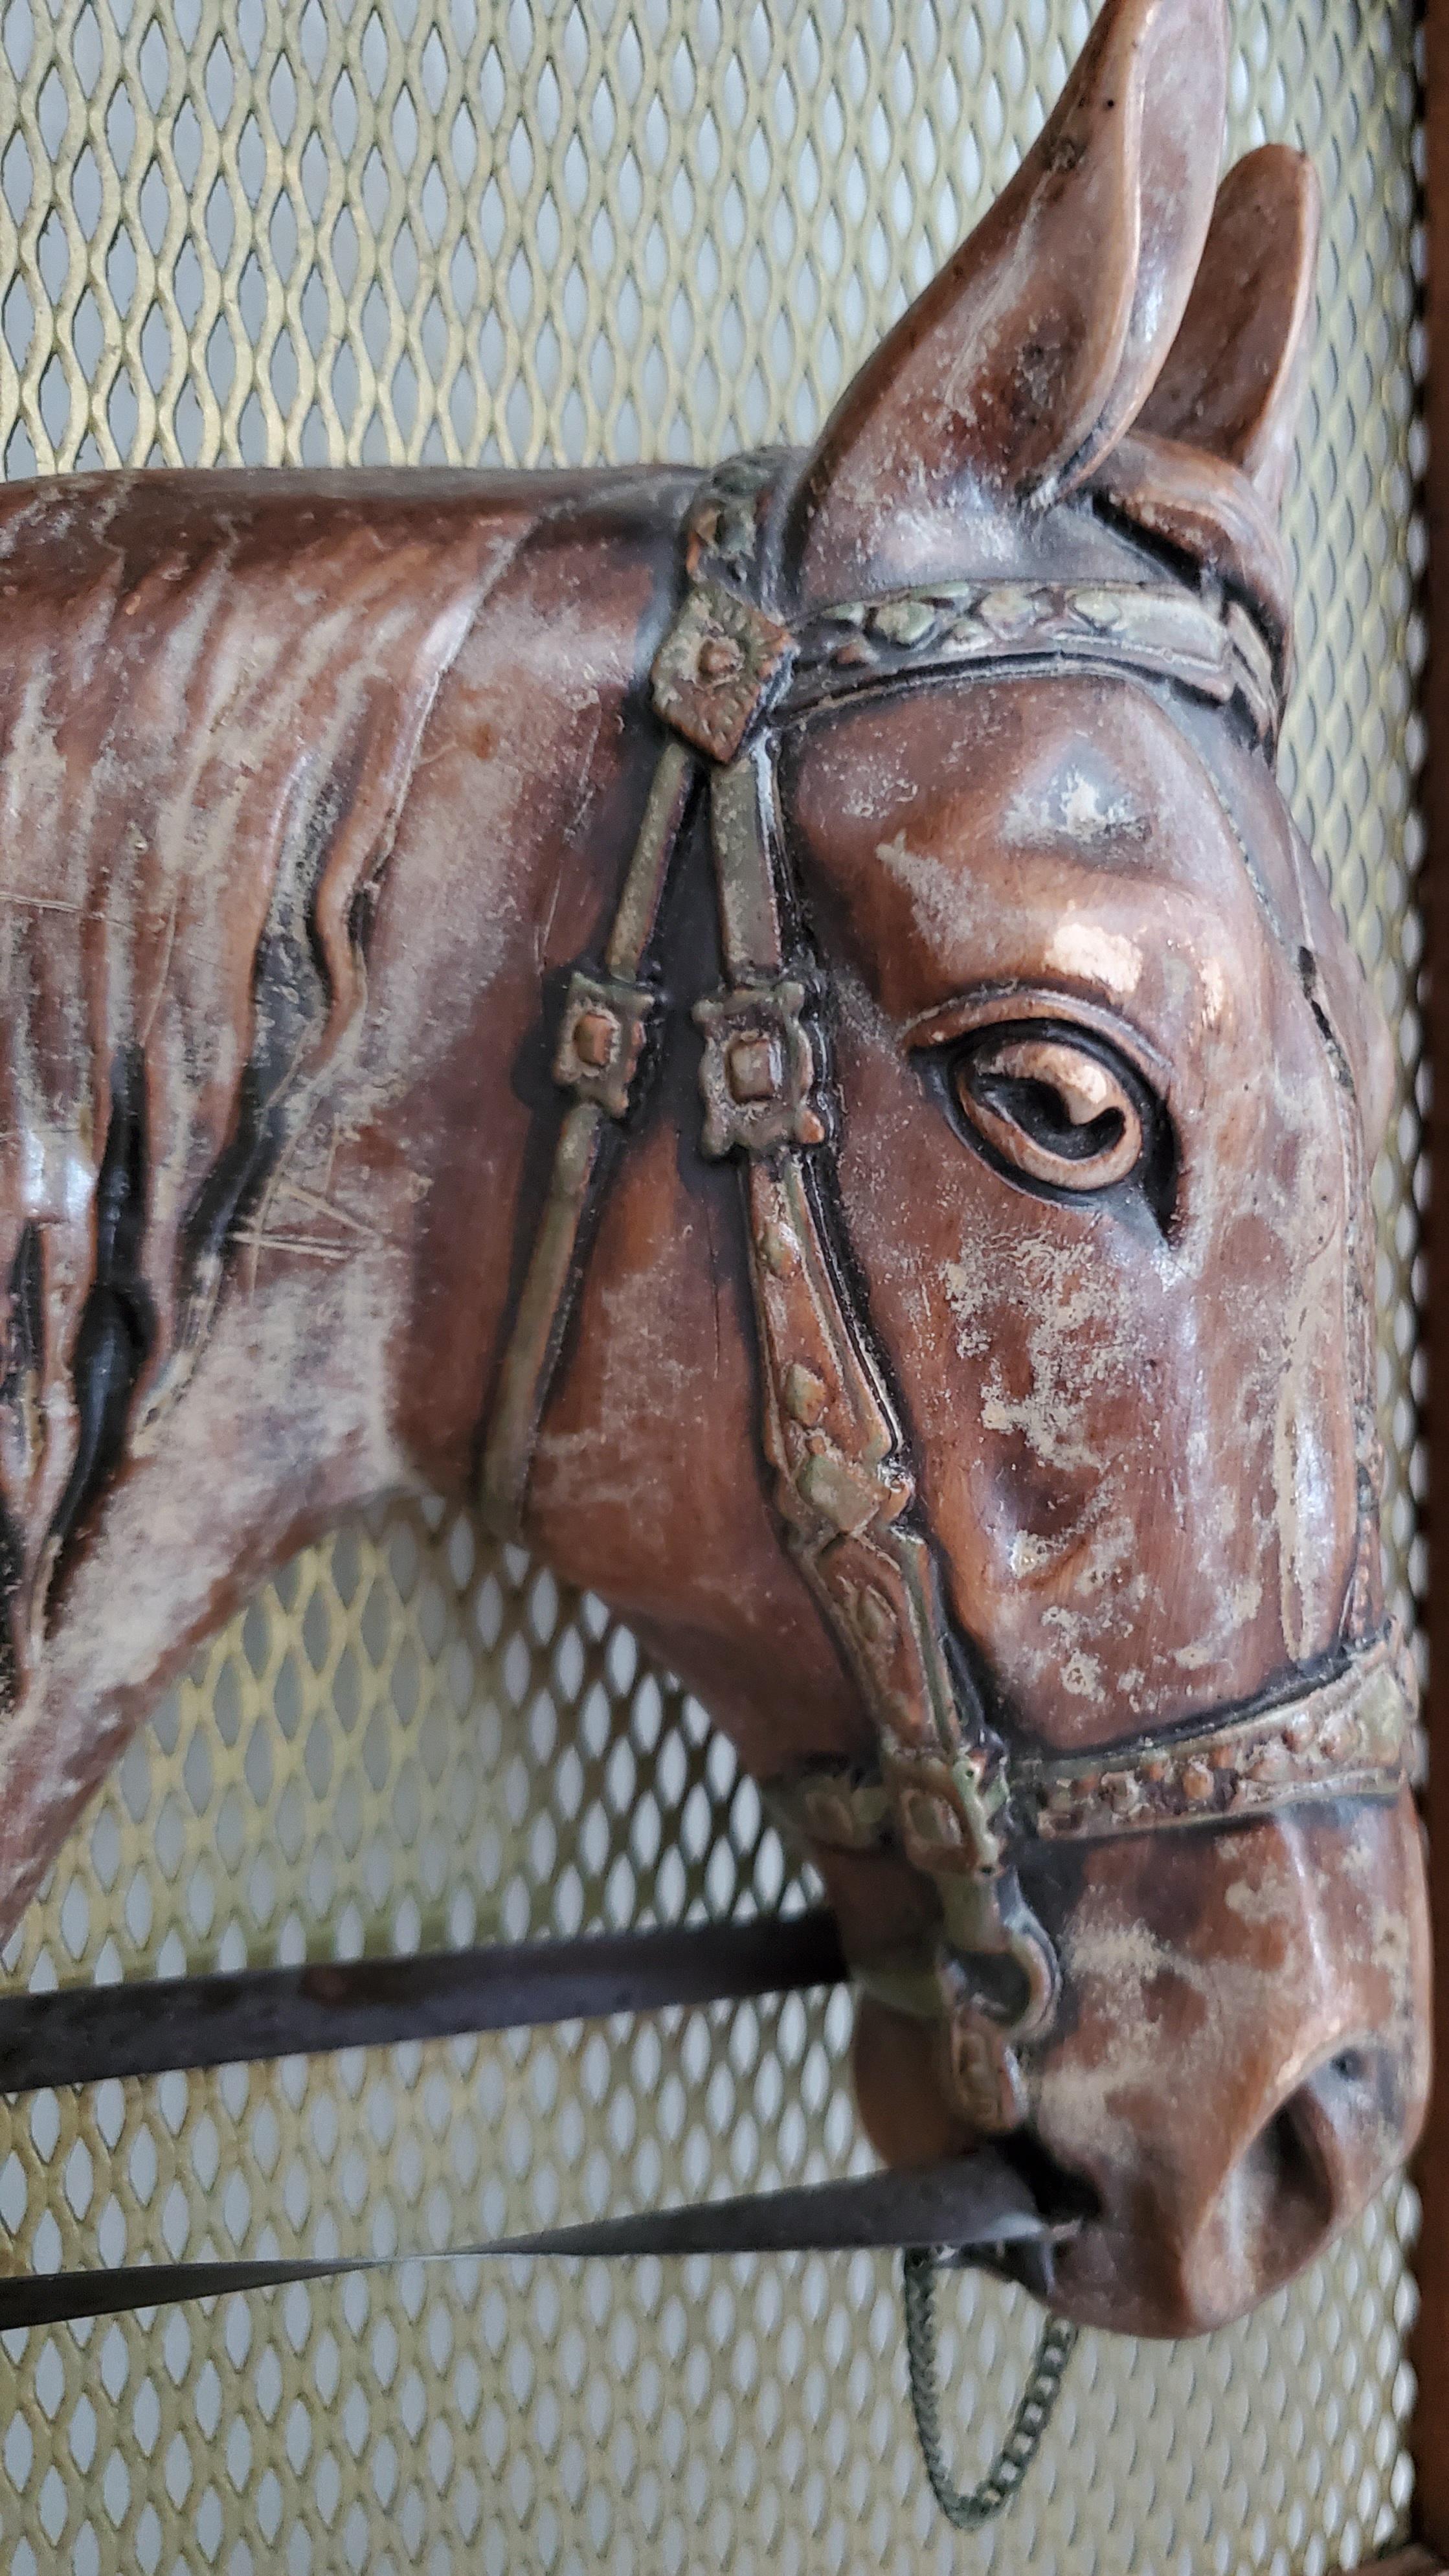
[0,0,1427,2342]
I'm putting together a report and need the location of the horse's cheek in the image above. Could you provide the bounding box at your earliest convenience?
[832,983,1366,1741]
[1200,1032,1366,1669]
[837,1046,1193,1719]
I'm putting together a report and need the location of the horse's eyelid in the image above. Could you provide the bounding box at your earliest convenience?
[929,1024,1175,1223]
[906,997,1169,1088]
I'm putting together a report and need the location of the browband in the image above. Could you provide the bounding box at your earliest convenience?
[479,453,1411,2134]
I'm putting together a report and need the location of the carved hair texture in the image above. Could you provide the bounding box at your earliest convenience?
[0,472,495,1697]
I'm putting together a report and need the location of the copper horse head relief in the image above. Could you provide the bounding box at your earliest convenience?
[0,0,1428,2345]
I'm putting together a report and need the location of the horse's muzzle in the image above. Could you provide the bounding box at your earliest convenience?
[1020,1750,1430,2340]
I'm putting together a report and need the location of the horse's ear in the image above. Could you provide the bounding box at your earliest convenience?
[1134,146,1320,514]
[783,0,1229,605]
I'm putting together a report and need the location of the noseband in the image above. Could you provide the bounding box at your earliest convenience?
[480,453,1414,2135]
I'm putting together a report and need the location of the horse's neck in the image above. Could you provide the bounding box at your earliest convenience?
[0,468,704,1914]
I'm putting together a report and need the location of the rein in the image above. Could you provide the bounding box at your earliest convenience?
[480,449,1416,2137]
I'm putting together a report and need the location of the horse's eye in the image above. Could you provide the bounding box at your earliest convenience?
[951,1031,1145,1193]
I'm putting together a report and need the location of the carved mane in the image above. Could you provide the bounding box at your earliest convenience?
[0,469,497,1693]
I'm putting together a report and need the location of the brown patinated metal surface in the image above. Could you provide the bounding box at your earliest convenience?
[0,0,1428,2405]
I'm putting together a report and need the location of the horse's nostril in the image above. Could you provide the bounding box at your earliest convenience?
[1246,2038,1398,2248]
[1250,2085,1337,2237]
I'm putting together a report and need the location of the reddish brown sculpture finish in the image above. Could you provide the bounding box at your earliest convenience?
[0,0,1427,2340]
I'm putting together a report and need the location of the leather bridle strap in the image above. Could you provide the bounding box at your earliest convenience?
[480,736,696,1540]
[480,460,1061,2130]
[687,734,1057,2131]
[767,1624,1414,1855]
[0,1909,849,2096]
[0,1909,1082,2330]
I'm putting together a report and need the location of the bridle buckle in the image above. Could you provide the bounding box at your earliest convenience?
[694,976,827,1158]
[884,1743,1007,1879]
[554,969,655,1120]
[652,580,791,761]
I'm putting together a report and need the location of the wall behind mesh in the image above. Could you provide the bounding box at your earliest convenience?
[0,5,1423,2573]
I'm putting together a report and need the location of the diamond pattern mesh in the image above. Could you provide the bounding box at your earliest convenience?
[0,3,1424,2571]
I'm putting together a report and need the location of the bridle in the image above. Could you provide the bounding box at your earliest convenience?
[480,448,1416,2139]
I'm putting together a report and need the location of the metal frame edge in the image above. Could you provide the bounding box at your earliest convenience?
[1411,0,1448,2548]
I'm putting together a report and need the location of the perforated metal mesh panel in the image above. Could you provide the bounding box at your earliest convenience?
[0,4,1424,2571]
